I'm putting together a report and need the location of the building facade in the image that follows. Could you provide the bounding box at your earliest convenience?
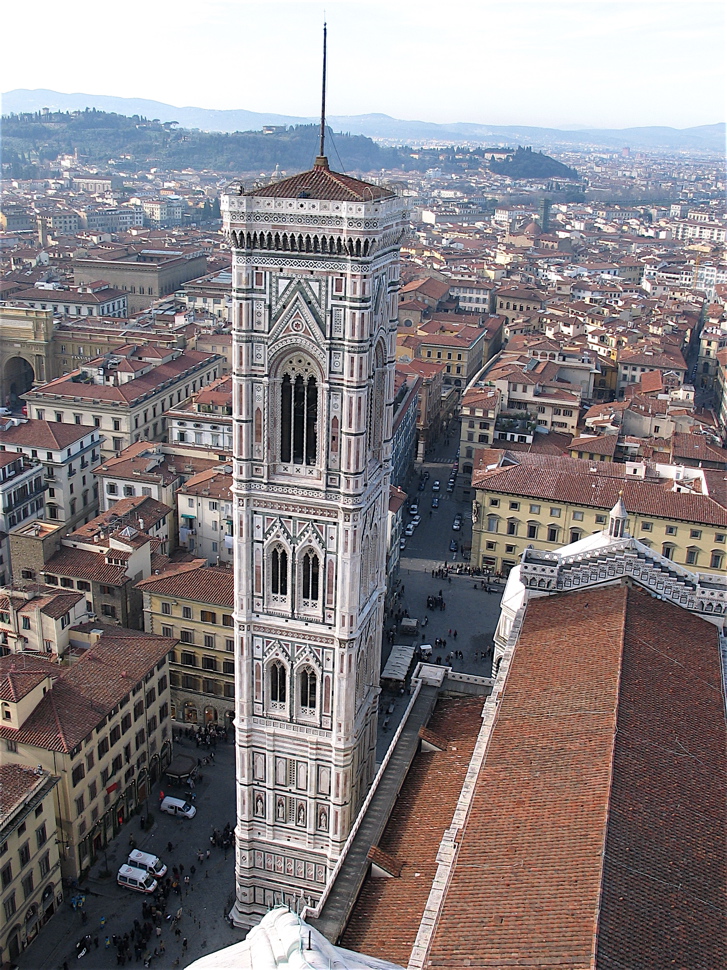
[0,628,174,880]
[0,766,62,965]
[137,563,235,728]
[471,451,727,577]
[222,156,406,925]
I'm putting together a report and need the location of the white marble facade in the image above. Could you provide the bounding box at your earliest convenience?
[222,163,407,926]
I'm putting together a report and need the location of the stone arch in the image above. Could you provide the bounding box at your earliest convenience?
[274,355,320,466]
[3,355,34,402]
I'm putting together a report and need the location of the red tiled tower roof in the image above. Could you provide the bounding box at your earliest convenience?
[245,158,395,203]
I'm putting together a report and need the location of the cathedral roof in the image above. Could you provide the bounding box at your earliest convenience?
[245,157,395,203]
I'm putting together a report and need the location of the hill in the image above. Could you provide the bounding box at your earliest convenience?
[1,109,579,182]
[489,147,579,180]
[1,109,406,176]
[2,89,724,154]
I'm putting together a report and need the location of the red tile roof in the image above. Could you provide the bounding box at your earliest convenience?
[0,627,176,753]
[136,563,233,607]
[27,350,218,406]
[0,419,92,450]
[340,696,483,965]
[245,160,394,203]
[423,586,726,969]
[0,764,51,817]
[472,452,727,526]
[43,546,130,586]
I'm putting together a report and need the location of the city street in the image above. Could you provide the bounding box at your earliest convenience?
[17,737,242,970]
[376,440,504,757]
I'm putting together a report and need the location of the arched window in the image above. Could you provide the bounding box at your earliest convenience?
[269,661,287,708]
[271,546,288,596]
[299,666,317,712]
[280,370,318,465]
[302,552,320,602]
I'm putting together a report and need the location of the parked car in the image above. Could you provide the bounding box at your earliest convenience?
[399,538,407,550]
[159,796,196,819]
[418,480,426,491]
[412,514,421,527]
[409,503,419,516]
[405,523,415,537]
[446,482,455,492]
[449,539,459,552]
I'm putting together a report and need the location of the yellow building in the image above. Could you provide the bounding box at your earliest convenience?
[472,451,727,576]
[0,765,62,965]
[137,563,235,728]
[0,627,174,879]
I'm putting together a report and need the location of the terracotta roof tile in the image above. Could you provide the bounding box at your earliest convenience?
[0,628,176,753]
[423,586,726,969]
[472,453,727,526]
[136,563,233,607]
[340,696,483,965]
[0,764,50,817]
[245,162,394,203]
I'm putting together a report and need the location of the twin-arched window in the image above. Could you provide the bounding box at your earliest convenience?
[266,660,319,718]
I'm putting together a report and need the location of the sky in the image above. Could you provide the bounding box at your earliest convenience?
[2,0,724,129]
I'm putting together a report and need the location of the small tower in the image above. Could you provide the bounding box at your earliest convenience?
[608,491,629,540]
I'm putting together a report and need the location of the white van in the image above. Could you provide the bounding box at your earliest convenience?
[159,796,196,819]
[127,849,167,879]
[117,864,158,894]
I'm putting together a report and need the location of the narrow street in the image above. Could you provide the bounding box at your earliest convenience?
[376,429,503,758]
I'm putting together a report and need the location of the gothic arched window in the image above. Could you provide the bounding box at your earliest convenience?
[269,661,287,708]
[280,366,318,466]
[271,546,288,596]
[299,666,317,712]
[302,551,320,602]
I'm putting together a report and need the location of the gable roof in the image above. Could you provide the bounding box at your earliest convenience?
[136,563,234,607]
[423,586,726,969]
[0,627,176,753]
[472,453,727,526]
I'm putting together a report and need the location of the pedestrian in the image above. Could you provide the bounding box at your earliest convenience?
[183,938,188,951]
[206,849,210,861]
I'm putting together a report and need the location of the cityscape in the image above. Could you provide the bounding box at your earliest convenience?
[0,4,725,969]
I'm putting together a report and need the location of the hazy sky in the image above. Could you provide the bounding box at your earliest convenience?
[2,0,724,129]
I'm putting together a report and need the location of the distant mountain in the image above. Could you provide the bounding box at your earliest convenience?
[2,89,724,153]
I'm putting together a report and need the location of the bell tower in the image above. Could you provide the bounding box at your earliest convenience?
[222,153,406,925]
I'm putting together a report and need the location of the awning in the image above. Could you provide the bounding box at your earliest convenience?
[106,782,119,795]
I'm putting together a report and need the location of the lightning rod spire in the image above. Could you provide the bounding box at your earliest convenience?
[316,21,329,168]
